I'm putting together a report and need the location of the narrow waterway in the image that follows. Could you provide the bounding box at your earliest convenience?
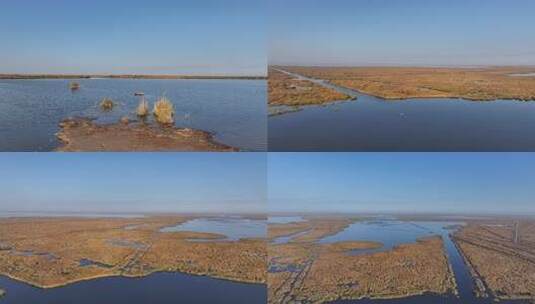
[269,69,535,151]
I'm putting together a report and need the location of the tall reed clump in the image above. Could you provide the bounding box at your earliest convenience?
[153,96,174,124]
[136,96,149,117]
[100,97,115,111]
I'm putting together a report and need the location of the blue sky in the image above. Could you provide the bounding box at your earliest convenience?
[0,153,266,214]
[269,153,535,215]
[0,0,266,75]
[269,0,535,66]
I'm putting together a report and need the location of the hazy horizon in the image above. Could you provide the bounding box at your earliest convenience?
[0,0,266,76]
[0,153,266,214]
[269,0,535,66]
[269,153,535,214]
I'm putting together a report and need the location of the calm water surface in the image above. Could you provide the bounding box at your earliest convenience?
[0,272,266,304]
[267,216,306,224]
[269,71,535,151]
[0,79,266,151]
[160,217,266,241]
[509,73,535,77]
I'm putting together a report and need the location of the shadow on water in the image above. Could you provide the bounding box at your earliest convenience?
[0,272,266,304]
[269,70,535,152]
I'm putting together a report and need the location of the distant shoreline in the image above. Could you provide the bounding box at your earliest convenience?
[0,74,266,80]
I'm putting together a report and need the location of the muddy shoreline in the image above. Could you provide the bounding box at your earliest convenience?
[55,117,238,152]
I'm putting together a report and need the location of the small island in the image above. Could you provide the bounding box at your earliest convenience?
[56,118,237,152]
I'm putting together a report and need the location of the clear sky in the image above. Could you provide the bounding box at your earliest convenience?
[0,0,266,76]
[0,153,266,214]
[269,0,535,66]
[269,153,535,215]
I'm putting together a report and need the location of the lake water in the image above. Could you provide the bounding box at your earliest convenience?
[321,220,529,304]
[0,272,266,304]
[267,216,306,224]
[509,73,535,77]
[0,78,266,151]
[269,71,535,151]
[160,217,266,241]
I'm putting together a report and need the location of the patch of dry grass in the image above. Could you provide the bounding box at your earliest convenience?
[283,66,535,101]
[268,68,352,106]
[153,96,175,124]
[99,98,115,111]
[136,97,149,117]
[69,82,80,90]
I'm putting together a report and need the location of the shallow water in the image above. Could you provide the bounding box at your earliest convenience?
[0,272,266,304]
[160,217,266,241]
[0,78,266,151]
[319,220,449,254]
[78,258,112,268]
[267,216,305,224]
[509,73,535,77]
[271,229,312,245]
[269,72,535,151]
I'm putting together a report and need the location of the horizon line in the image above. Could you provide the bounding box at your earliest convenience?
[267,211,535,217]
[0,73,266,80]
[268,64,535,69]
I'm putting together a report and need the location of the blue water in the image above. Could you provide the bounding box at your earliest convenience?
[0,78,266,151]
[0,272,266,304]
[269,71,535,151]
[267,216,305,224]
[160,217,266,241]
[319,220,452,254]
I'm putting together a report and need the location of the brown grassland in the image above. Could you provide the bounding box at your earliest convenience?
[268,217,456,303]
[280,66,535,101]
[268,68,352,106]
[453,219,535,301]
[0,216,266,288]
